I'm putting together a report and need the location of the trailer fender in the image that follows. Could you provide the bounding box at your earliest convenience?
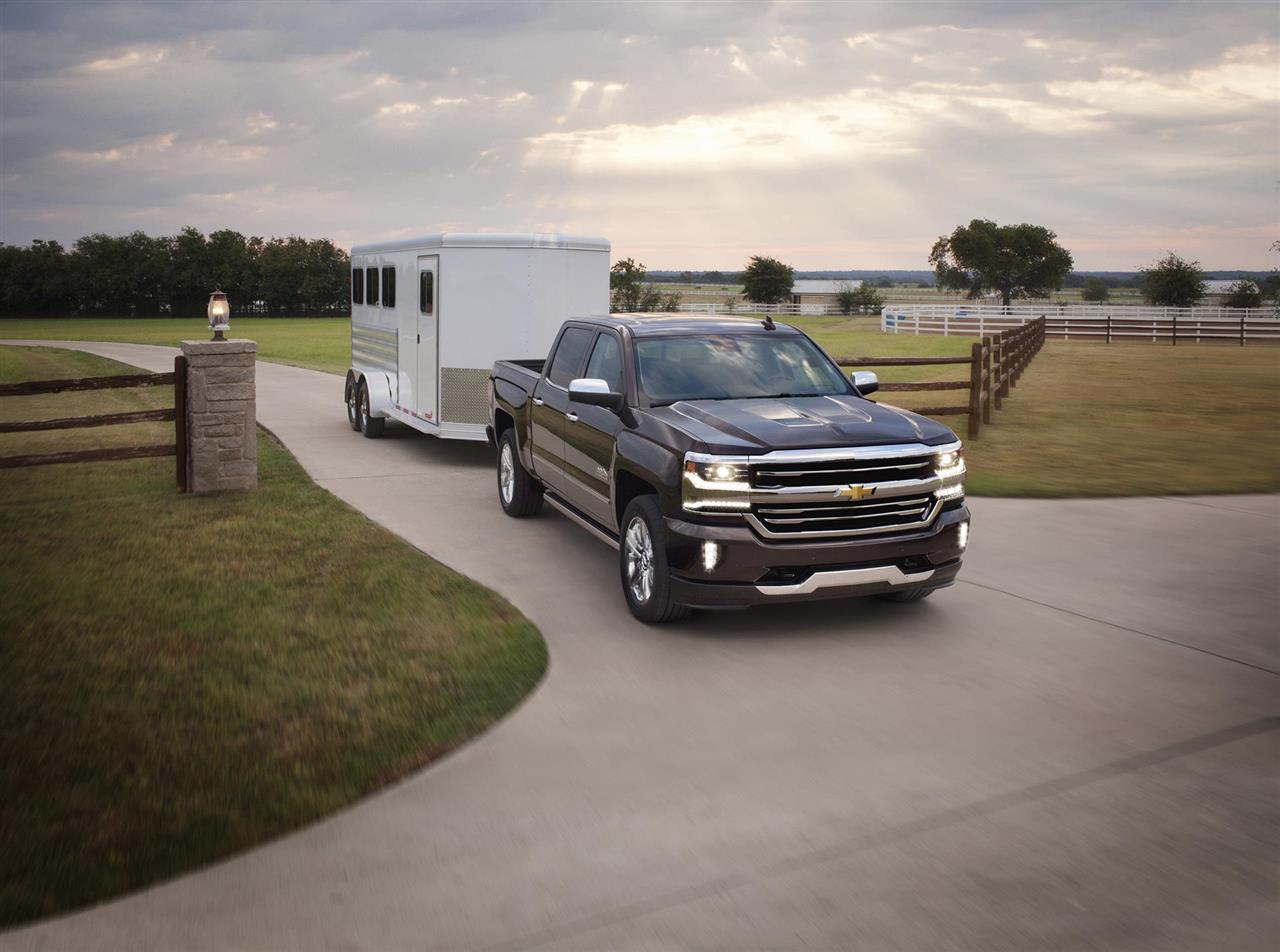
[350,370,394,419]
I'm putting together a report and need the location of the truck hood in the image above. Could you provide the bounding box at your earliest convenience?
[650,394,957,453]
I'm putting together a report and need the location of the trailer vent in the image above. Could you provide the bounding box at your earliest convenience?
[441,367,491,425]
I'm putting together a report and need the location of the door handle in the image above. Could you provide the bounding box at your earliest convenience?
[565,412,579,423]
[532,397,545,406]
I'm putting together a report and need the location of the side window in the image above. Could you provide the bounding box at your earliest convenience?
[366,267,380,306]
[352,268,364,305]
[546,327,594,388]
[584,332,623,393]
[382,266,396,308]
[419,272,434,314]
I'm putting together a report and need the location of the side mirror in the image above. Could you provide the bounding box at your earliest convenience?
[569,377,623,411]
[851,370,879,396]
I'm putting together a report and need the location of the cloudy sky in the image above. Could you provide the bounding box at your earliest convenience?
[0,0,1276,270]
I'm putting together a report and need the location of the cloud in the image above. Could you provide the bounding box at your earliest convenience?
[1,1,1276,269]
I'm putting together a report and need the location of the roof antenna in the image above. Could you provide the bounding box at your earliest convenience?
[762,315,776,330]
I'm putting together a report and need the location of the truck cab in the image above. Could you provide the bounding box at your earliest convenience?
[489,315,969,623]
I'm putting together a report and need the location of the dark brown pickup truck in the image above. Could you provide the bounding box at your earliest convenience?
[488,314,969,623]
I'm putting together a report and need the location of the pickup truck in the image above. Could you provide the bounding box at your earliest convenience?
[487,315,969,623]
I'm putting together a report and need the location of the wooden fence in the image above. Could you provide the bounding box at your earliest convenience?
[835,317,1046,440]
[1043,316,1279,345]
[0,356,189,490]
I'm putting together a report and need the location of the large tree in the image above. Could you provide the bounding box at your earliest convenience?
[741,255,794,304]
[929,219,1073,307]
[1081,277,1109,302]
[1139,253,1206,307]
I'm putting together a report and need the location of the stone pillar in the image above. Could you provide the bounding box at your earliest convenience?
[180,339,257,493]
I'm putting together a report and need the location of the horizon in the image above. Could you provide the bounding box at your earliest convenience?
[1,1,1276,271]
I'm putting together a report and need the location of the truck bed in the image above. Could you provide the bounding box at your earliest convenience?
[493,359,545,386]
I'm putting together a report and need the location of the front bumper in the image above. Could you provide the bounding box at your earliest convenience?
[664,505,969,608]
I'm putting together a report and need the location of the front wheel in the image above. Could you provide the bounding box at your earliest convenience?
[359,381,385,438]
[619,496,691,624]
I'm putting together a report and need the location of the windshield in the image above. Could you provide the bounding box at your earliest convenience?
[635,334,852,404]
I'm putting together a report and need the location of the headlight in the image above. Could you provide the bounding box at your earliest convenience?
[935,444,966,500]
[683,453,750,511]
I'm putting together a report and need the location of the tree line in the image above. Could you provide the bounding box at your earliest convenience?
[0,228,350,318]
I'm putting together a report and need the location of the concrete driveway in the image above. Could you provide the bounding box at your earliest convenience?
[3,341,1277,952]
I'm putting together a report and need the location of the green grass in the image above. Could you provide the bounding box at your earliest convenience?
[788,317,1280,497]
[0,317,352,374]
[0,346,547,927]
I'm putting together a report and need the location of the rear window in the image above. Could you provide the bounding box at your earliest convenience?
[366,267,380,306]
[352,268,364,305]
[382,266,396,308]
[547,327,595,387]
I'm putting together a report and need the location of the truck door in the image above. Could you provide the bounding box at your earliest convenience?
[561,330,624,528]
[416,256,439,422]
[532,325,593,494]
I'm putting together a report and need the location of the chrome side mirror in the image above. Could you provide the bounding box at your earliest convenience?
[851,370,879,396]
[568,377,623,411]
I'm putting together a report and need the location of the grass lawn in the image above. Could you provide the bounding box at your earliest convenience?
[0,317,352,375]
[789,316,1280,497]
[4,317,1278,497]
[0,346,547,928]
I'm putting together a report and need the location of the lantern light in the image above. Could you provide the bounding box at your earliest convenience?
[208,291,230,341]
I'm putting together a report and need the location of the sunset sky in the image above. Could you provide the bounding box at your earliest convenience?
[1,0,1276,270]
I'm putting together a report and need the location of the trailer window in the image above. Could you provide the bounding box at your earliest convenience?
[419,272,434,314]
[366,267,379,306]
[584,332,622,393]
[352,268,364,305]
[382,266,396,308]
[547,327,594,388]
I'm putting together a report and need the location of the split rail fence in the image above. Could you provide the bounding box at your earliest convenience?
[0,356,189,491]
[836,317,1046,440]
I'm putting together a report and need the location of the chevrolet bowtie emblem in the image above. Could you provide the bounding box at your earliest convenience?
[835,484,877,501]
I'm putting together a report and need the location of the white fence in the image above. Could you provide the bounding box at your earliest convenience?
[675,301,857,316]
[881,303,1280,344]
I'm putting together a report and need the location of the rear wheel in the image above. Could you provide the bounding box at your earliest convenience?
[497,429,543,517]
[359,382,385,438]
[346,377,361,431]
[620,496,691,624]
[877,587,934,603]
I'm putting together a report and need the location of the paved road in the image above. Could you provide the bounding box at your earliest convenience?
[3,341,1278,952]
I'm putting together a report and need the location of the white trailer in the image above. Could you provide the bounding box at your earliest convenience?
[345,233,609,440]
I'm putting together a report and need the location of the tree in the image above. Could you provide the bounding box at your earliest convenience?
[1222,281,1262,309]
[835,280,883,315]
[741,255,794,304]
[1139,253,1206,307]
[929,219,1073,307]
[1081,277,1109,302]
[610,257,648,311]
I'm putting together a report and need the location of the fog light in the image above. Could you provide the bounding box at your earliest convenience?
[958,521,969,551]
[701,540,721,572]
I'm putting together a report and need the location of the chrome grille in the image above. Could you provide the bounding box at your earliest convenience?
[747,448,944,540]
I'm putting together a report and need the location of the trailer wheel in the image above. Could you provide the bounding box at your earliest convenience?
[497,430,543,517]
[619,496,691,624]
[346,377,361,431]
[359,381,385,438]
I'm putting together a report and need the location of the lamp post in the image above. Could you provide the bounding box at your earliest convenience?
[207,291,230,342]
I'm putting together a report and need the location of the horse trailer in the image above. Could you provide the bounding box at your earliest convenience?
[346,232,610,440]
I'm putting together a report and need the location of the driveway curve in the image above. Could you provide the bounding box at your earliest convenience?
[3,340,1277,952]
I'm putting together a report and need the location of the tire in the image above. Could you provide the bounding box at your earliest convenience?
[497,429,543,517]
[359,381,385,438]
[877,587,934,603]
[346,377,362,431]
[619,496,691,624]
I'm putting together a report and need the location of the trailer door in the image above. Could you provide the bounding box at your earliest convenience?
[416,256,439,422]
